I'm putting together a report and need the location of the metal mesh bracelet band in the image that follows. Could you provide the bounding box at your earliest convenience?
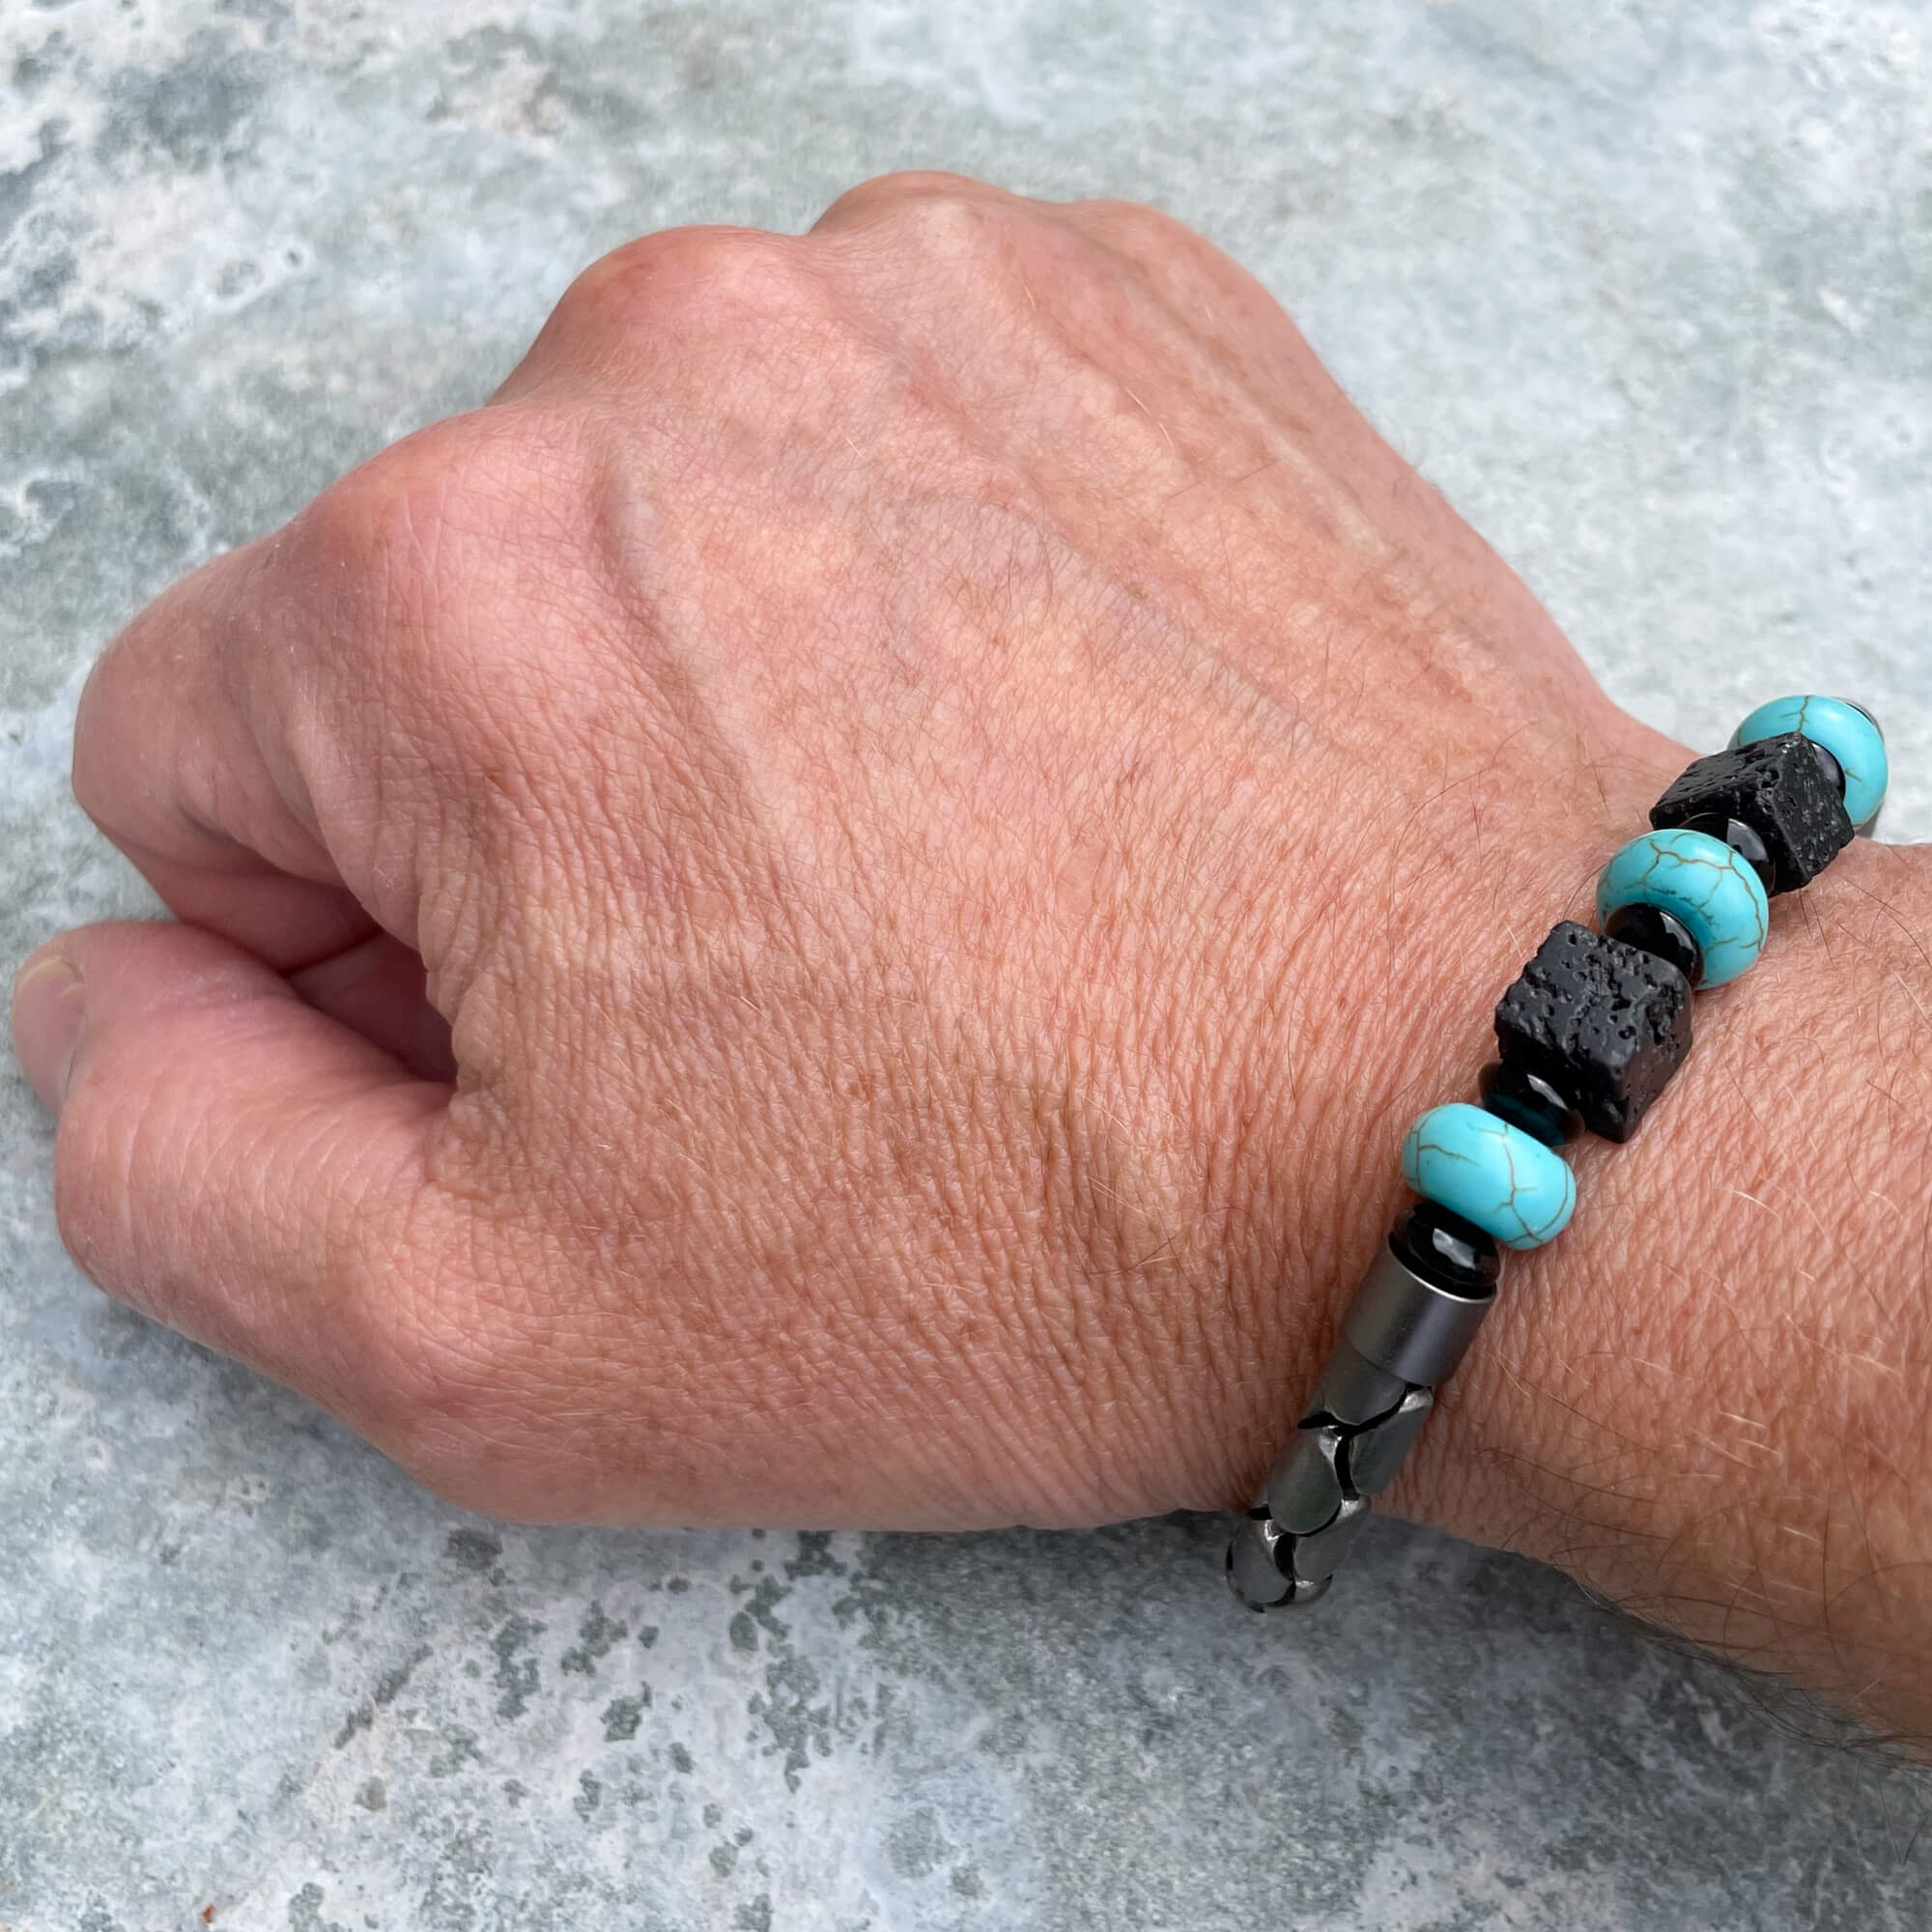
[1228,694,1890,1611]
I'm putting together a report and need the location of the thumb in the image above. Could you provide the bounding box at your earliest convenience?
[10,919,448,1427]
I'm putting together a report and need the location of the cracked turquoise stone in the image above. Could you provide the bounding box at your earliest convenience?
[1730,694,1887,830]
[1400,1102,1577,1251]
[1595,828,1769,988]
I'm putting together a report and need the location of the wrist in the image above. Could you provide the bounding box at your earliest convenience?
[1195,703,1932,1734]
[1428,827,1932,1729]
[1179,696,1664,1491]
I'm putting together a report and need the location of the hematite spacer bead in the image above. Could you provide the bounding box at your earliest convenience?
[1602,901,1704,987]
[1390,1199,1503,1292]
[1650,732,1852,895]
[1478,1060,1582,1148]
[1495,921,1691,1144]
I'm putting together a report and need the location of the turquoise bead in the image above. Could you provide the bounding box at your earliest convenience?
[1729,693,1888,830]
[1400,1102,1576,1252]
[1595,828,1769,988]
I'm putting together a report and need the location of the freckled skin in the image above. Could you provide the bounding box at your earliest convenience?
[14,174,1932,1745]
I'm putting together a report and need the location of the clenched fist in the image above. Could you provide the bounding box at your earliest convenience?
[14,175,1932,1736]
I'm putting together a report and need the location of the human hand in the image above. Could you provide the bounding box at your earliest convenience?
[13,175,1931,1734]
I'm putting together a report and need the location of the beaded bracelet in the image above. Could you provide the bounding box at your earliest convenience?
[1228,694,1890,1611]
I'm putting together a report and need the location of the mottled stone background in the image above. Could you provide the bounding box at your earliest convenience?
[4,2,1930,1927]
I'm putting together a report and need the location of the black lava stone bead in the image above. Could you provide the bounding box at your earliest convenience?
[1650,731,1852,895]
[1494,921,1692,1144]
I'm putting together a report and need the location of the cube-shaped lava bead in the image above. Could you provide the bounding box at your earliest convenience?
[1493,922,1692,1144]
[1649,731,1852,895]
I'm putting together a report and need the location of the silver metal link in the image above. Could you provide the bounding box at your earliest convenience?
[1264,1423,1346,1534]
[1279,1574,1333,1611]
[1341,1242,1494,1386]
[1340,1386,1433,1495]
[1226,1509,1294,1609]
[1227,1250,1498,1612]
[1287,1495,1368,1582]
[1304,1338,1407,1427]
[1225,1505,1335,1612]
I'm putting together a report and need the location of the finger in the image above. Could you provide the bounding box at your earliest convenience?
[71,541,373,971]
[70,412,509,976]
[73,578,441,1067]
[10,919,446,1423]
[289,930,457,1083]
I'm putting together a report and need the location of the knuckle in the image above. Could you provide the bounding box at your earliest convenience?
[71,552,246,840]
[551,224,817,347]
[69,645,128,835]
[294,412,512,603]
[283,425,461,650]
[863,185,1017,262]
[1068,195,1190,250]
[1064,196,1234,294]
[281,407,586,700]
[811,175,1048,313]
[814,168,1006,233]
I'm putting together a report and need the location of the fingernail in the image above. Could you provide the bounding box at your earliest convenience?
[11,952,87,1114]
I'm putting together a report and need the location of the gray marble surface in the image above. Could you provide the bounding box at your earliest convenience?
[4,3,1930,1926]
